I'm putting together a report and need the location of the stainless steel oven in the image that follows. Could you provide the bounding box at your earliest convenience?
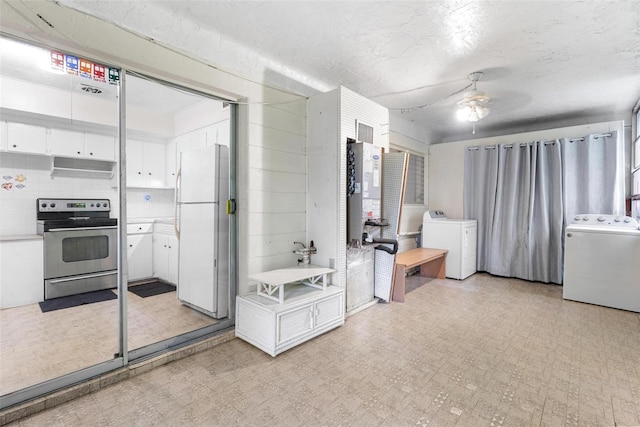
[37,198,118,299]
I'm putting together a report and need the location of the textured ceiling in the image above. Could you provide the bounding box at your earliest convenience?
[57,1,640,142]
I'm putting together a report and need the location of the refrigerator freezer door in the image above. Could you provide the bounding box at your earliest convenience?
[179,146,218,203]
[178,202,218,315]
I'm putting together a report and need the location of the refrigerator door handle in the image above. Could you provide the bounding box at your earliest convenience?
[175,168,181,240]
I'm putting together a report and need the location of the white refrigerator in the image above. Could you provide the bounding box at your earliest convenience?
[176,145,229,319]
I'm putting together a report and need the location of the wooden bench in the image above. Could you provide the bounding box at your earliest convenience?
[392,248,448,302]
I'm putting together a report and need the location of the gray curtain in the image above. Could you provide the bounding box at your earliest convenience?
[463,146,498,271]
[562,131,622,226]
[464,132,620,284]
[528,141,564,283]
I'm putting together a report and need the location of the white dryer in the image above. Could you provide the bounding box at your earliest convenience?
[421,210,477,280]
[563,214,640,312]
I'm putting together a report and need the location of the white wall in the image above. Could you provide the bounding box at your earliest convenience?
[244,101,307,286]
[429,121,625,219]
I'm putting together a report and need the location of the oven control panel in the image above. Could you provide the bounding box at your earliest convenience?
[37,198,111,212]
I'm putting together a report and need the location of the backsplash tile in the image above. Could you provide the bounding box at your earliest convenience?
[0,153,174,236]
[126,188,175,219]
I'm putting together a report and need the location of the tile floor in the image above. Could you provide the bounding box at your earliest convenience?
[8,273,640,426]
[0,285,216,396]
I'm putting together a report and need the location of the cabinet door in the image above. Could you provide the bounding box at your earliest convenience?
[314,293,344,330]
[217,119,230,147]
[165,140,177,189]
[127,234,153,281]
[205,124,217,147]
[152,234,169,281]
[175,134,189,167]
[85,133,116,161]
[143,142,165,188]
[0,239,44,307]
[47,128,85,158]
[189,129,207,150]
[167,235,179,285]
[7,123,47,155]
[126,139,145,187]
[0,121,6,151]
[277,304,314,345]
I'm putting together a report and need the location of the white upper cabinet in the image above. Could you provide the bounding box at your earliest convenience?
[165,139,177,189]
[144,142,165,188]
[85,133,116,161]
[126,139,145,187]
[126,139,166,188]
[204,120,230,147]
[0,121,7,151]
[6,123,47,155]
[47,128,116,161]
[4,122,117,162]
[205,124,217,147]
[189,128,207,150]
[217,119,230,146]
[47,128,85,158]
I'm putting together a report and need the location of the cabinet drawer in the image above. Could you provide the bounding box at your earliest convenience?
[127,223,153,234]
[277,304,313,345]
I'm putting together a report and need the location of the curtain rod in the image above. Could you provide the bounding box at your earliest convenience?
[567,132,612,143]
[467,132,614,151]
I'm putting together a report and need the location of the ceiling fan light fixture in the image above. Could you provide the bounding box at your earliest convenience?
[456,71,491,124]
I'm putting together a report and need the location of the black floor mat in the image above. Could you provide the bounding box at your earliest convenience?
[39,290,117,313]
[128,281,176,298]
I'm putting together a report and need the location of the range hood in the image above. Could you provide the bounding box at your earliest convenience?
[50,156,115,179]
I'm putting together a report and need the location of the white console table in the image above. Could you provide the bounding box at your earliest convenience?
[237,265,344,357]
[249,265,333,303]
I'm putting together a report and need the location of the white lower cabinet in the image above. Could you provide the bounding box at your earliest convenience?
[126,223,153,282]
[153,232,178,284]
[236,285,344,357]
[0,238,44,308]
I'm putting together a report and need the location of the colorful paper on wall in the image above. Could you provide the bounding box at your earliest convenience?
[51,50,119,86]
[108,68,120,85]
[50,51,64,72]
[93,64,106,83]
[65,55,79,75]
[79,59,92,79]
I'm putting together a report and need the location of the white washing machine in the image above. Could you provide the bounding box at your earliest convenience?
[421,210,477,280]
[563,214,640,312]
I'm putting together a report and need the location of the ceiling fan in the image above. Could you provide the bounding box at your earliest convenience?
[457,71,490,134]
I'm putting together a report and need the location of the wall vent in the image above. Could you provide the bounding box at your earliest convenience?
[356,120,374,144]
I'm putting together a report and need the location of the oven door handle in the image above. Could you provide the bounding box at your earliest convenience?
[48,270,117,284]
[47,226,118,232]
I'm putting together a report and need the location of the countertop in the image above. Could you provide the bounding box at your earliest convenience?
[127,217,174,225]
[0,234,43,242]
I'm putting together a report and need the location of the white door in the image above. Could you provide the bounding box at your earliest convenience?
[178,203,217,313]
